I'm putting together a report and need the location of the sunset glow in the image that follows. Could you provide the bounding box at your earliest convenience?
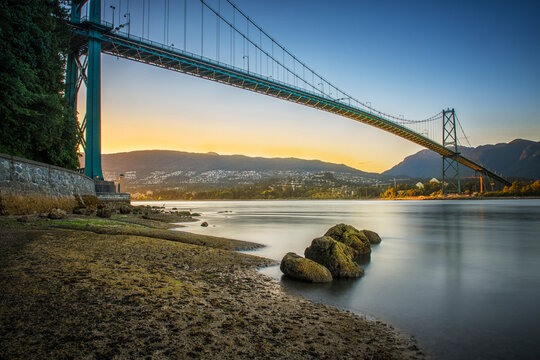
[91,0,539,173]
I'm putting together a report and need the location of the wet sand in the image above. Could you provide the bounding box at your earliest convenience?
[0,214,428,359]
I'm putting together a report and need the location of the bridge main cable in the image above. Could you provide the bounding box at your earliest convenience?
[67,1,510,187]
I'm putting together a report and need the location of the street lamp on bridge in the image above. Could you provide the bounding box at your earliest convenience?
[243,55,249,73]
[335,97,351,105]
[110,5,116,27]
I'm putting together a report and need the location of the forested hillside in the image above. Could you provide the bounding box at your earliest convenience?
[0,0,78,169]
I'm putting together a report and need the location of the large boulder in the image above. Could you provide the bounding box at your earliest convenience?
[72,207,85,215]
[119,205,132,214]
[48,208,66,219]
[280,252,333,283]
[73,206,93,215]
[324,223,371,255]
[361,229,381,244]
[96,206,112,218]
[304,236,363,278]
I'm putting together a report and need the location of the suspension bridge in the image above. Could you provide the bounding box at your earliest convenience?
[66,0,511,193]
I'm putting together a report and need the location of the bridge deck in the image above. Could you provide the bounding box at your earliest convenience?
[71,23,510,186]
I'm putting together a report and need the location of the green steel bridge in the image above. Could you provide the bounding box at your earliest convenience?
[67,0,511,192]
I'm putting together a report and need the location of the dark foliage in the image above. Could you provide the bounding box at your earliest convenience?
[0,0,78,169]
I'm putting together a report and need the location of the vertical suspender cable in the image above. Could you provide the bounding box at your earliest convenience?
[271,42,274,78]
[142,0,146,38]
[245,19,248,71]
[216,0,220,60]
[126,0,130,36]
[248,21,251,72]
[283,51,285,83]
[232,9,235,66]
[253,27,256,74]
[164,0,166,43]
[184,0,187,50]
[201,0,204,56]
[293,60,295,87]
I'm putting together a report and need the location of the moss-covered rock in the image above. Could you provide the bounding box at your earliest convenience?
[280,252,333,283]
[119,205,132,214]
[360,229,381,244]
[48,208,66,220]
[96,207,112,218]
[75,194,99,210]
[304,236,363,278]
[73,206,95,215]
[324,223,371,255]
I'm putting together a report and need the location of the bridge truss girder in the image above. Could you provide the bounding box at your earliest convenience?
[67,10,511,187]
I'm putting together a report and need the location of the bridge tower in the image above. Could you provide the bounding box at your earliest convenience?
[66,0,104,180]
[441,109,461,194]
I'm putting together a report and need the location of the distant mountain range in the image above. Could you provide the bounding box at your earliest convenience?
[98,139,539,189]
[383,139,540,179]
[100,150,382,189]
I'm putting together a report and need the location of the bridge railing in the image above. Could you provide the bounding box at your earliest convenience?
[68,2,511,187]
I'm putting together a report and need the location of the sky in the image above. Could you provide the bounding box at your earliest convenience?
[80,0,540,173]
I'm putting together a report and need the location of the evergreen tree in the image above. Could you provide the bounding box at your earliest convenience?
[0,0,78,169]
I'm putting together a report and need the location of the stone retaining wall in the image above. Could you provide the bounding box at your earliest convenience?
[97,193,131,205]
[0,153,97,215]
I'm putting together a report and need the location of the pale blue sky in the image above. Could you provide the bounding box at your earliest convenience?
[91,0,540,172]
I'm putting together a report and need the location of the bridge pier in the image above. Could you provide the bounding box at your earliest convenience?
[441,109,461,195]
[84,0,103,180]
[67,0,104,180]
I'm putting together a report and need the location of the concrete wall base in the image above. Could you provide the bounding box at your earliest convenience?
[0,153,97,215]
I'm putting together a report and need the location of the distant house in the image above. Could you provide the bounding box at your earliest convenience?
[429,178,440,183]
[124,171,137,180]
[416,182,425,189]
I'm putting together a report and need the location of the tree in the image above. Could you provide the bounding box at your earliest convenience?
[382,187,396,198]
[0,0,78,169]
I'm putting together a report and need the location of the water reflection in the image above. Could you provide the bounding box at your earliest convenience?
[280,273,363,297]
[354,253,372,267]
[136,199,540,360]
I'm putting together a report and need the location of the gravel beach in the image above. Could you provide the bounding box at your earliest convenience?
[0,215,428,359]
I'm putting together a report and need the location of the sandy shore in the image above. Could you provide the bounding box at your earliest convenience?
[0,214,428,359]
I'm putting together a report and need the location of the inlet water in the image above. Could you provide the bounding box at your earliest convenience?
[136,199,540,360]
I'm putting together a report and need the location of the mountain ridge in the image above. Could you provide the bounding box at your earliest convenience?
[101,149,376,174]
[99,139,539,188]
[383,139,540,179]
[100,150,381,188]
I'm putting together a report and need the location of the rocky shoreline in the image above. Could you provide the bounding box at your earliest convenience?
[0,212,428,359]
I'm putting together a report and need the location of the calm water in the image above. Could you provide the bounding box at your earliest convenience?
[135,199,540,359]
